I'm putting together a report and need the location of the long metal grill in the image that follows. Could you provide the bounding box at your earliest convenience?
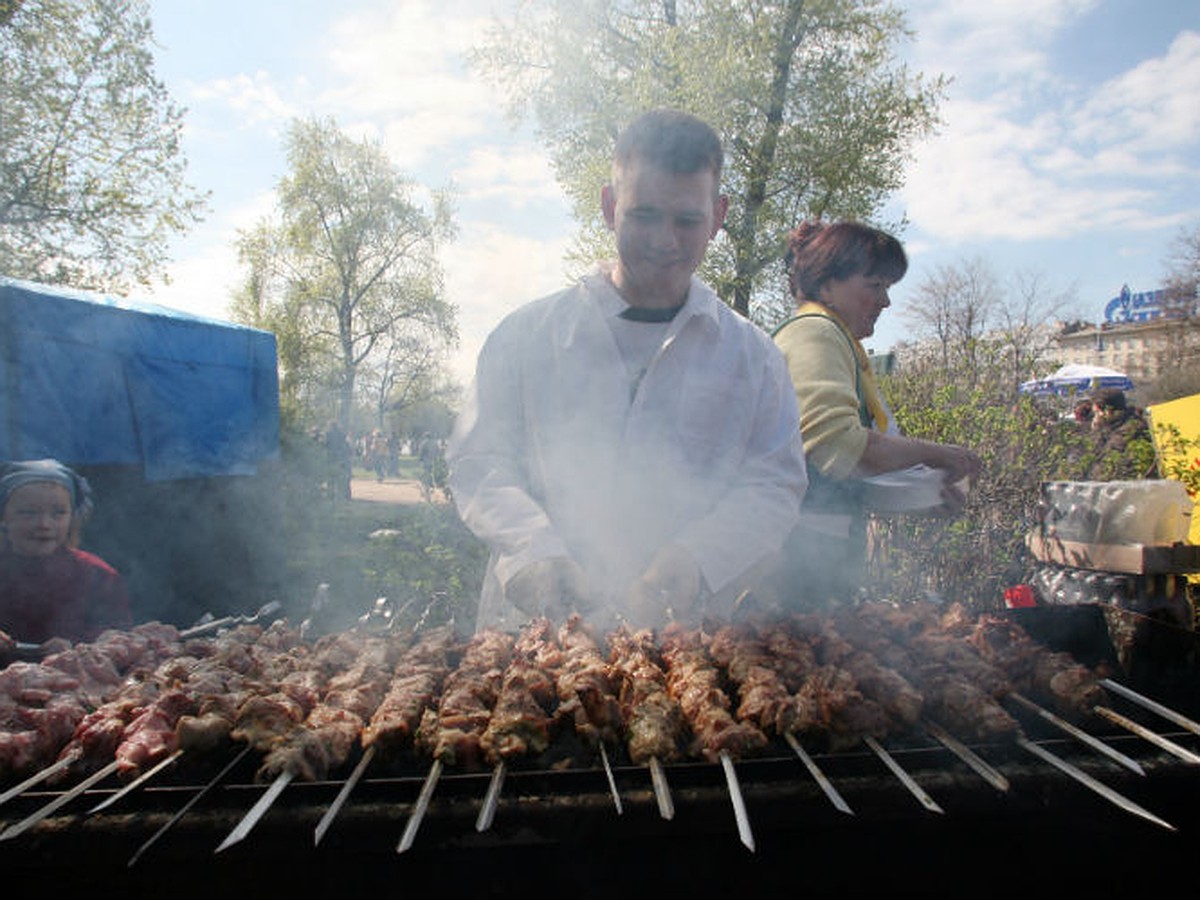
[2,601,1198,898]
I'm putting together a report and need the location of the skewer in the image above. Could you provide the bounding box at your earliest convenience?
[719,750,755,852]
[129,745,251,867]
[214,769,294,853]
[1007,691,1144,776]
[1093,706,1200,766]
[863,735,944,814]
[648,756,674,820]
[599,743,623,814]
[0,759,121,841]
[179,600,282,640]
[88,748,184,814]
[397,758,442,853]
[1100,678,1200,737]
[0,751,78,809]
[314,745,376,846]
[922,721,1010,793]
[784,732,853,815]
[1016,736,1175,832]
[475,761,506,832]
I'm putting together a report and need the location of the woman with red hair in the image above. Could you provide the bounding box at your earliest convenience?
[768,220,981,609]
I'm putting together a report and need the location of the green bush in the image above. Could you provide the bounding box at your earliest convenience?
[872,351,1162,614]
[273,422,486,630]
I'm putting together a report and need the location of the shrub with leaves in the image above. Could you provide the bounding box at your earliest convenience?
[870,350,1157,614]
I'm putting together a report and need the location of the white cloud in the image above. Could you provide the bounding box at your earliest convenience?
[453,143,567,206]
[903,94,1168,241]
[189,71,300,130]
[899,4,1197,245]
[905,0,1098,86]
[139,190,278,324]
[1070,30,1200,151]
[314,1,502,169]
[441,224,574,385]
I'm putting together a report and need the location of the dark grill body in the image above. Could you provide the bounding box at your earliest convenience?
[3,606,1198,899]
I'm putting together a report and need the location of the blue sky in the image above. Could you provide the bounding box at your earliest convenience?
[140,0,1200,385]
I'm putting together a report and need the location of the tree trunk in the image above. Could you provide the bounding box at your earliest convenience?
[730,0,807,318]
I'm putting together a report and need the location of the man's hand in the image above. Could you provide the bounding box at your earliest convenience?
[505,556,591,620]
[626,545,703,628]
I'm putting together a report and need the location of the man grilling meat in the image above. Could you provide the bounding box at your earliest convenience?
[447,109,807,632]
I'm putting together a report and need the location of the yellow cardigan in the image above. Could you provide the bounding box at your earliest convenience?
[773,303,891,481]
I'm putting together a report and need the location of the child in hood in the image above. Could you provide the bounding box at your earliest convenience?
[0,459,131,644]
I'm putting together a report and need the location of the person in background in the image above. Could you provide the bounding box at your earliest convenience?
[367,429,390,482]
[1088,387,1154,476]
[1090,388,1146,436]
[0,459,132,644]
[322,419,352,500]
[447,108,807,632]
[1073,397,1094,427]
[768,220,982,610]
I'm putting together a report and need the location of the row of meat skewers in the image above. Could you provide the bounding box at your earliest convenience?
[2,600,1198,858]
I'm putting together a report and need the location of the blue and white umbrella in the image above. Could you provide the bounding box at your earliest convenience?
[1019,363,1134,397]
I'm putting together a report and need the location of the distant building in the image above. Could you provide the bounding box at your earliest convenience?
[1054,284,1200,384]
[867,349,896,378]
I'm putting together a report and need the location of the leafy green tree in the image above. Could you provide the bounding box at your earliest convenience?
[0,0,207,289]
[230,117,458,433]
[472,0,944,324]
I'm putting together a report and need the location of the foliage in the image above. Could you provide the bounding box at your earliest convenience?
[0,0,207,290]
[230,117,458,434]
[1152,423,1200,500]
[1162,220,1200,314]
[358,503,485,629]
[870,348,1161,614]
[471,0,945,325]
[272,421,485,631]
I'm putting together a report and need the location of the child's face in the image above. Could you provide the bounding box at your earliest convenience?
[2,482,73,557]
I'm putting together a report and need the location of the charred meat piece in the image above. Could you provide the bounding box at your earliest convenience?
[967,615,1108,719]
[415,629,514,770]
[607,625,686,765]
[552,614,623,747]
[659,623,768,762]
[258,634,402,781]
[362,625,457,755]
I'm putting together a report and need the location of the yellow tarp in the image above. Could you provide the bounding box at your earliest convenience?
[1147,392,1200,549]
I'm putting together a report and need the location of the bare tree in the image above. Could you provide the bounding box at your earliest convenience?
[902,257,1000,377]
[1163,221,1200,315]
[994,270,1078,392]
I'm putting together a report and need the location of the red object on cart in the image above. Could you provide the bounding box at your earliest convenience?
[1004,584,1037,609]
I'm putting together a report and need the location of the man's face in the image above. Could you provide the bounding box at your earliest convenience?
[601,158,727,309]
[2,482,72,557]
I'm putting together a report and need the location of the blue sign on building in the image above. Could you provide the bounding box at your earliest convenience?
[1104,283,1167,324]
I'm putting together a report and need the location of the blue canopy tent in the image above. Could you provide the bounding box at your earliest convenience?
[1,277,283,624]
[1019,363,1135,398]
[1,277,279,479]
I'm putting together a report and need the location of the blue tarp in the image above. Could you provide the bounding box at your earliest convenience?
[1,277,279,481]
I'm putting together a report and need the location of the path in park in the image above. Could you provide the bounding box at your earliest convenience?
[350,476,449,506]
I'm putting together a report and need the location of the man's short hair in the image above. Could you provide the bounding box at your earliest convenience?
[613,108,724,181]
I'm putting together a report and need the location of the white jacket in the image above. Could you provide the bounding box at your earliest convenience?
[448,270,807,630]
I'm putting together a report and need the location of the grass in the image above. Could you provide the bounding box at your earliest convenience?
[277,464,486,633]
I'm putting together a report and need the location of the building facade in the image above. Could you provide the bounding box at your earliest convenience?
[1054,285,1200,385]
